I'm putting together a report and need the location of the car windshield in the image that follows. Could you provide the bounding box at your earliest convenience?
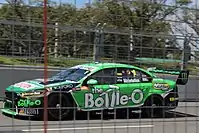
[50,68,90,82]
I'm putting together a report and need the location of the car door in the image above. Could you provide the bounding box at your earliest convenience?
[73,68,118,111]
[114,67,152,108]
[85,68,118,109]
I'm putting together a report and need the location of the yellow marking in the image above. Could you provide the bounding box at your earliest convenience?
[131,70,136,76]
[19,109,24,114]
[169,97,175,101]
[117,73,122,76]
[81,86,89,90]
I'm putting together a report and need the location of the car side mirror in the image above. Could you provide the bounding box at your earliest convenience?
[87,79,98,85]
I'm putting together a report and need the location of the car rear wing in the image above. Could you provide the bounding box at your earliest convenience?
[147,67,189,85]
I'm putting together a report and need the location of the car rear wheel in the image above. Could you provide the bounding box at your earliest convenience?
[142,96,165,118]
[48,93,74,120]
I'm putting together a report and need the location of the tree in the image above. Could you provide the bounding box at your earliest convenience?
[169,0,198,61]
[0,0,184,60]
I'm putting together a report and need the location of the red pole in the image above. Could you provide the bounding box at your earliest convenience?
[43,0,48,132]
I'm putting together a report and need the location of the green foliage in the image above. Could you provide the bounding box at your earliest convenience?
[1,55,198,75]
[0,0,192,60]
[0,55,89,67]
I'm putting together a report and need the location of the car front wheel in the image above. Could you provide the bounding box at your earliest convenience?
[48,93,74,120]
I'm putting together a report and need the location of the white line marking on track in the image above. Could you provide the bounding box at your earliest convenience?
[21,125,154,132]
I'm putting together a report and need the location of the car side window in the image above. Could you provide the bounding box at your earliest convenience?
[89,68,117,85]
[140,71,151,82]
[116,68,151,84]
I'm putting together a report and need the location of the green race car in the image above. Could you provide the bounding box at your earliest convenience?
[1,62,189,120]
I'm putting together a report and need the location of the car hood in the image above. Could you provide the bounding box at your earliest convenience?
[5,78,79,92]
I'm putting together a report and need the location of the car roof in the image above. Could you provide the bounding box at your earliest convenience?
[70,62,155,77]
[79,62,147,72]
[81,62,132,68]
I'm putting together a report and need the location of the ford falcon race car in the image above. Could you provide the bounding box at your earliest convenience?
[1,63,189,120]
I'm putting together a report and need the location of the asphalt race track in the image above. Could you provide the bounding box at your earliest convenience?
[0,66,199,133]
[0,102,199,133]
[0,66,59,97]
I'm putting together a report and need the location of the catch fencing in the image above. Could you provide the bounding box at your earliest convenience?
[0,0,199,133]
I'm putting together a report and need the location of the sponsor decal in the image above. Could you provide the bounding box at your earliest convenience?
[117,77,140,83]
[180,72,188,83]
[20,92,41,97]
[14,82,36,90]
[80,86,89,90]
[117,77,123,82]
[17,99,41,107]
[91,87,103,94]
[72,87,81,91]
[142,78,149,81]
[84,87,144,108]
[72,65,96,71]
[52,84,73,90]
[169,97,177,102]
[181,72,187,79]
[123,78,140,83]
[19,108,39,115]
[153,83,169,90]
[142,75,149,81]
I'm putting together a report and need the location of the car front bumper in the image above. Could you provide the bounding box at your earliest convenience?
[1,108,35,117]
[1,98,42,117]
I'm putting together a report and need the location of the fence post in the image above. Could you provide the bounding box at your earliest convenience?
[181,33,192,70]
[128,26,135,63]
[54,22,59,58]
[93,23,106,62]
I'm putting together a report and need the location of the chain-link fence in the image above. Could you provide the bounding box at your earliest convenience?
[0,0,199,133]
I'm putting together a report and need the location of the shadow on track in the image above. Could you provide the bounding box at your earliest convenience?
[2,110,198,121]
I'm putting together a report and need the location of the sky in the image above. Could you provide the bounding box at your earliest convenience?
[50,0,93,8]
[0,0,94,8]
[0,0,198,8]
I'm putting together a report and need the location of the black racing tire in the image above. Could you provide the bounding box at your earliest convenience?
[47,93,74,120]
[142,96,165,118]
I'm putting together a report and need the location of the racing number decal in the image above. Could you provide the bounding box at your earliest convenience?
[84,88,144,108]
